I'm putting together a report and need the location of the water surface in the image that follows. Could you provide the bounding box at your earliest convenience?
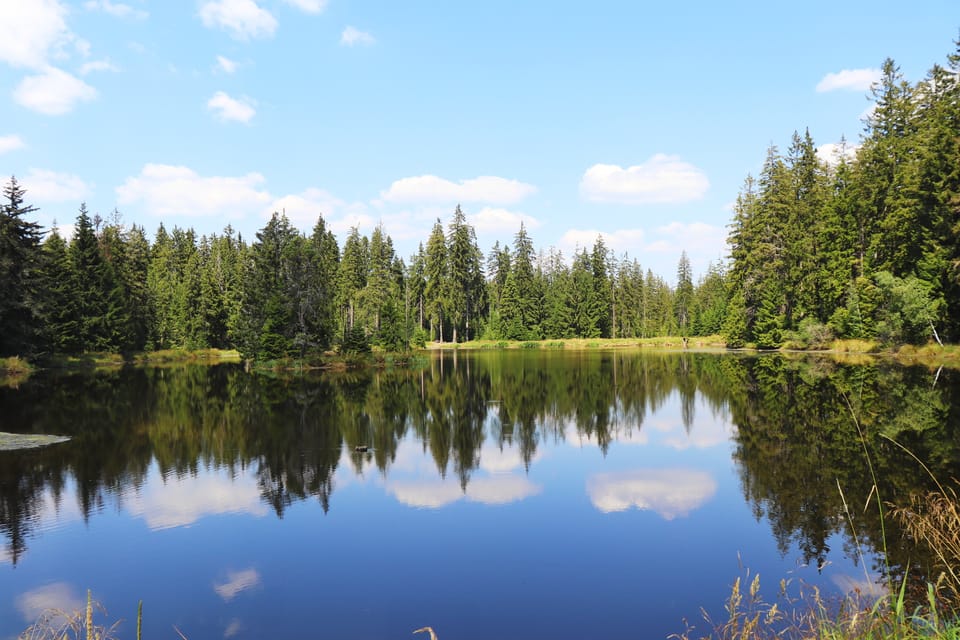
[1,351,956,639]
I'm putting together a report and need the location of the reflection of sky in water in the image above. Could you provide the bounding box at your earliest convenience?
[214,568,262,601]
[565,392,735,451]
[0,373,882,640]
[587,469,718,519]
[16,582,84,623]
[123,463,270,530]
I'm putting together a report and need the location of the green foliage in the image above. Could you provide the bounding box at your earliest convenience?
[0,176,43,357]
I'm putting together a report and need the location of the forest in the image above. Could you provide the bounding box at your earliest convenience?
[0,38,957,360]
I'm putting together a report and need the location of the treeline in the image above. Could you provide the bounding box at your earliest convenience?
[3,40,958,359]
[726,39,960,347]
[0,182,724,360]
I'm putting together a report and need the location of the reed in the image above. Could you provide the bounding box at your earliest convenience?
[17,590,124,640]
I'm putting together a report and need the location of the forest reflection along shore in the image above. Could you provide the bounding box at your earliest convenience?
[2,350,957,590]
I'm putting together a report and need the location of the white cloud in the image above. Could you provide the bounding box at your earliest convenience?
[0,0,71,69]
[14,66,97,115]
[214,569,261,601]
[83,0,148,20]
[267,187,344,227]
[207,90,256,123]
[0,134,26,154]
[469,207,541,235]
[283,0,327,14]
[560,228,646,254]
[816,142,859,166]
[381,175,537,205]
[116,164,271,219]
[199,0,277,40]
[215,54,238,74]
[16,582,85,623]
[587,468,717,519]
[642,221,727,271]
[816,68,881,93]
[340,26,375,46]
[21,168,90,202]
[79,59,119,75]
[580,155,709,204]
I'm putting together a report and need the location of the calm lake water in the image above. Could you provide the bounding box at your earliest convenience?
[1,350,957,640]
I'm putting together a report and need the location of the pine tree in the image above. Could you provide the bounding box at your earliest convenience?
[0,176,43,356]
[424,219,447,342]
[675,251,694,338]
[38,228,79,353]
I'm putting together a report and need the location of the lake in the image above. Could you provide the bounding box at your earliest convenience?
[0,350,957,640]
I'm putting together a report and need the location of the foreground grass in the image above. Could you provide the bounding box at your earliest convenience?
[675,571,960,640]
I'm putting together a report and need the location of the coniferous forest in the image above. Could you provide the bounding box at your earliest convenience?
[1,39,958,361]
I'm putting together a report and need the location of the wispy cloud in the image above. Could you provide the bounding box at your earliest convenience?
[0,134,26,154]
[340,26,375,47]
[215,54,238,74]
[282,0,327,14]
[83,0,148,20]
[80,59,119,75]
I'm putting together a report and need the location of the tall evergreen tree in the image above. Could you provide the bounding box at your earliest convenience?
[0,176,43,356]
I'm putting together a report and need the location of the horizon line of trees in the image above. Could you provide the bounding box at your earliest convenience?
[1,35,958,359]
[0,183,720,360]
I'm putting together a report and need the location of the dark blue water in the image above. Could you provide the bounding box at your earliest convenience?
[2,350,945,640]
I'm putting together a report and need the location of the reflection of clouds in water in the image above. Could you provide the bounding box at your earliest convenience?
[388,474,541,508]
[660,414,734,450]
[478,444,538,473]
[832,571,887,599]
[125,464,269,530]
[224,618,244,637]
[565,425,648,448]
[16,582,84,622]
[214,568,262,601]
[388,481,462,508]
[566,395,735,451]
[587,469,717,519]
[466,475,541,504]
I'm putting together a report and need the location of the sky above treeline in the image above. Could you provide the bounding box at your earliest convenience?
[1,1,957,280]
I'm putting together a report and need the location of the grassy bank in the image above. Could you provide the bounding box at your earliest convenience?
[424,336,960,369]
[38,348,242,370]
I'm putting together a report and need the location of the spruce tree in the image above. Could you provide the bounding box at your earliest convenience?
[0,176,43,356]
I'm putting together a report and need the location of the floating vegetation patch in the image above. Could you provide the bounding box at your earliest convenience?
[0,432,71,451]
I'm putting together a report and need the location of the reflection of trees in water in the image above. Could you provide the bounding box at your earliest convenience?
[729,355,960,594]
[2,353,959,578]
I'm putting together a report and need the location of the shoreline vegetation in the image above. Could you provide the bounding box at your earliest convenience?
[5,337,960,383]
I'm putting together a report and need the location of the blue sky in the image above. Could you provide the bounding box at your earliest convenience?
[1,1,957,280]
